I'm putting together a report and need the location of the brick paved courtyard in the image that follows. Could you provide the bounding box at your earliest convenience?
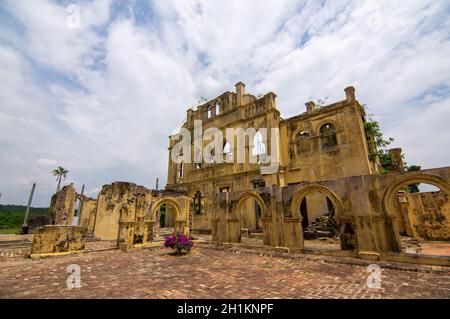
[0,244,449,299]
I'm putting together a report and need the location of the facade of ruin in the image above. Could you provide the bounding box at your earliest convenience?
[35,83,450,265]
[163,83,450,262]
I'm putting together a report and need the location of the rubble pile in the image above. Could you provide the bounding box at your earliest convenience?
[303,214,337,239]
[400,236,422,254]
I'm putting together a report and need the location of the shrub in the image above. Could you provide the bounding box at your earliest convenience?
[164,234,194,255]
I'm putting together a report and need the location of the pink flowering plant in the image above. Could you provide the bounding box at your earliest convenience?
[164,233,194,254]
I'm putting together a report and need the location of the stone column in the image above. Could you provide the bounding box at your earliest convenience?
[389,148,404,172]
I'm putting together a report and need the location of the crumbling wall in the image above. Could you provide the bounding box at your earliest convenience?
[49,184,76,225]
[93,182,151,240]
[78,196,97,235]
[117,193,153,247]
[406,191,450,240]
[30,225,87,257]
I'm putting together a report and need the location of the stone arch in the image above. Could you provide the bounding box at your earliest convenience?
[315,119,338,135]
[233,191,268,219]
[290,184,343,224]
[293,130,311,153]
[150,198,182,221]
[291,127,310,141]
[319,122,338,148]
[290,184,357,251]
[382,173,450,218]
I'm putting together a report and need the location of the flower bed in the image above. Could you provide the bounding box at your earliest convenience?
[164,234,194,255]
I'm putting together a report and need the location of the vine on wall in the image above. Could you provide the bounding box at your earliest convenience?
[362,105,394,174]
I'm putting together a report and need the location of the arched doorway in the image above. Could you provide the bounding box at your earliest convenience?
[383,174,450,257]
[233,192,266,246]
[151,199,181,241]
[291,185,356,251]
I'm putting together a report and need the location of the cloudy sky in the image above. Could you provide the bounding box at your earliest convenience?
[0,0,449,207]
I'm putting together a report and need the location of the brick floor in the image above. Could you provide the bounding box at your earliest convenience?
[0,245,449,299]
[420,242,450,256]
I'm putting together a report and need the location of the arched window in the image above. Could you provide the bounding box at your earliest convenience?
[194,148,202,169]
[215,102,220,115]
[179,161,184,178]
[252,131,267,162]
[320,123,337,147]
[295,131,310,153]
[223,141,232,162]
[207,106,212,119]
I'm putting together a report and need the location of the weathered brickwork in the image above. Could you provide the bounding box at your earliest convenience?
[0,246,448,299]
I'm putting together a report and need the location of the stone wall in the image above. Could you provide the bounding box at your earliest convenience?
[30,225,87,257]
[406,191,450,240]
[78,196,97,235]
[211,167,450,257]
[166,85,378,236]
[93,182,152,240]
[49,184,76,225]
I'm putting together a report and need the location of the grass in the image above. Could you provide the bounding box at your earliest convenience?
[0,228,20,235]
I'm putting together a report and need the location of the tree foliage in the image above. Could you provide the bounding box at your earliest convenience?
[51,166,69,192]
[0,205,49,230]
[406,165,421,193]
[362,105,394,173]
[362,105,422,184]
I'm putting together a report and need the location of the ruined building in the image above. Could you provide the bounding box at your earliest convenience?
[166,83,378,233]
[35,83,450,265]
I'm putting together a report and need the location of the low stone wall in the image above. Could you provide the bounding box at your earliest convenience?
[30,225,87,257]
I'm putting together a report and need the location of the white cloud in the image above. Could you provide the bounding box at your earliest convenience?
[38,158,58,166]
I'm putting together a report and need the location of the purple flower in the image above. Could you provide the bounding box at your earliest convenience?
[163,233,193,254]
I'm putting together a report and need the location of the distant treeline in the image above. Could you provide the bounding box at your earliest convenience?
[0,204,49,230]
[0,204,49,214]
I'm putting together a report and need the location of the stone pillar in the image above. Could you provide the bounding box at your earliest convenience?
[397,191,415,237]
[283,217,303,249]
[305,101,316,114]
[117,205,136,247]
[388,148,404,172]
[371,216,402,253]
[344,86,355,102]
[235,82,245,106]
[264,92,277,109]
[22,182,36,234]
[49,184,76,225]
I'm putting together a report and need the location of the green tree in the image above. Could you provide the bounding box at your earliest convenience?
[51,166,69,193]
[407,165,421,193]
[362,105,422,178]
[362,105,394,173]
